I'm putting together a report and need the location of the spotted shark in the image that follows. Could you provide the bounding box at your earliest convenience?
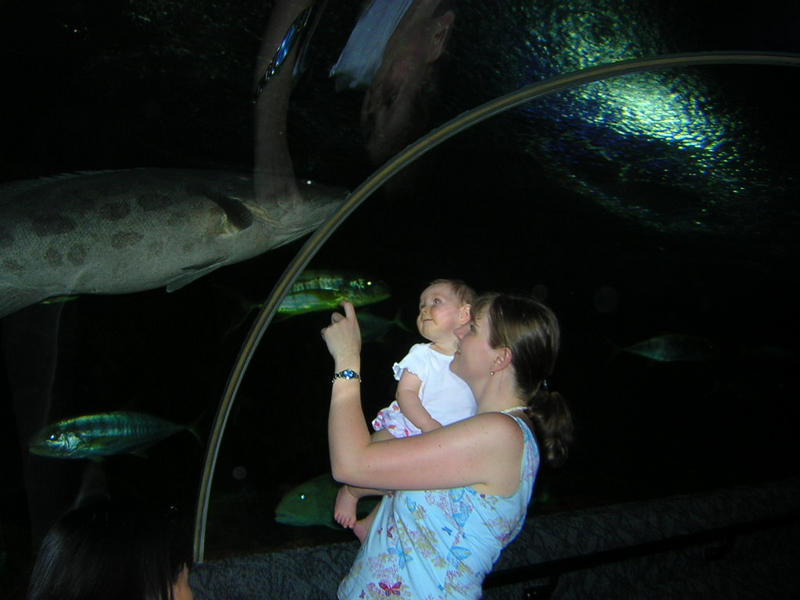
[0,169,345,318]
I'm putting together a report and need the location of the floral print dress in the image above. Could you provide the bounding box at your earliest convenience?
[338,416,540,599]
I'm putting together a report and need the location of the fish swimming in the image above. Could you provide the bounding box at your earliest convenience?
[277,269,390,317]
[619,334,719,363]
[275,473,378,529]
[357,309,411,343]
[0,169,345,319]
[28,410,197,459]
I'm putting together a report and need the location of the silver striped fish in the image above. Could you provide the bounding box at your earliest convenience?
[29,411,197,459]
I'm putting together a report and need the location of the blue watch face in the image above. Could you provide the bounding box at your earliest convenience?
[341,370,356,378]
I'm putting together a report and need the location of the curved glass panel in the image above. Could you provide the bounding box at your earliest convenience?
[198,51,800,561]
[2,0,799,595]
[204,59,800,560]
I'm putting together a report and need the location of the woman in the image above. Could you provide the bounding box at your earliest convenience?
[27,499,193,600]
[322,293,573,599]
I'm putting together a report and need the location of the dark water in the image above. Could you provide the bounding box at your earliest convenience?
[2,1,800,597]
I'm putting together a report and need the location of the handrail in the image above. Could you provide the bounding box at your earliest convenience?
[193,51,800,561]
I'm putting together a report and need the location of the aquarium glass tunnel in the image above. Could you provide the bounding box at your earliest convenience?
[1,2,799,598]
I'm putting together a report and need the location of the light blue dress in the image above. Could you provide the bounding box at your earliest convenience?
[338,415,539,599]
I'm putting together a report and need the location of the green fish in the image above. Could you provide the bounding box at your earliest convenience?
[277,270,390,318]
[29,411,197,459]
[275,473,378,529]
[357,309,412,343]
[620,334,719,363]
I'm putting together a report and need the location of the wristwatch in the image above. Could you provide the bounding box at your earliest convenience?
[332,369,361,383]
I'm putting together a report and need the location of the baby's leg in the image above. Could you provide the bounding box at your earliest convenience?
[334,485,360,529]
[349,430,394,541]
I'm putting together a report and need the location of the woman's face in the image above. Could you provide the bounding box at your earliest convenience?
[451,309,495,384]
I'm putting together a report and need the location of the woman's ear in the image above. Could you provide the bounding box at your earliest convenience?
[427,9,455,63]
[493,347,513,371]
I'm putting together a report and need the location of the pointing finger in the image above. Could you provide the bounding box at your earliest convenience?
[341,301,356,320]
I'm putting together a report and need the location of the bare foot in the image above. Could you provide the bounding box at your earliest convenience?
[334,485,359,529]
[352,509,377,544]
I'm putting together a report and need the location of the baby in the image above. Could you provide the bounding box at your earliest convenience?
[335,278,477,540]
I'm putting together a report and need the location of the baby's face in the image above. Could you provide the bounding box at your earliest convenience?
[416,283,469,343]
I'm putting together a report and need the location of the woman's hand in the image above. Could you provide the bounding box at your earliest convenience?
[321,301,362,370]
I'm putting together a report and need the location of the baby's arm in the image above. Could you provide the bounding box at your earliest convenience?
[396,370,441,433]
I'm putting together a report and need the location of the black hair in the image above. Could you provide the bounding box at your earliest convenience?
[27,499,192,600]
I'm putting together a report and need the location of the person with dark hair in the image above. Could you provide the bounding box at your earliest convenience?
[27,500,193,600]
[321,292,574,598]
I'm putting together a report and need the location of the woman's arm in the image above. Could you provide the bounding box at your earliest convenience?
[395,371,441,432]
[253,0,314,202]
[334,412,524,495]
[322,303,525,496]
[338,430,395,500]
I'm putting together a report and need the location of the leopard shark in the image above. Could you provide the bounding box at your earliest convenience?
[0,1,344,320]
[0,169,344,318]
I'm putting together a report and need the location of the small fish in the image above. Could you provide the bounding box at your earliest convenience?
[620,334,718,363]
[29,411,197,459]
[274,473,378,529]
[357,309,411,343]
[277,269,390,318]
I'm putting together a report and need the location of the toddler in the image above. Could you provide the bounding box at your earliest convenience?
[334,278,476,540]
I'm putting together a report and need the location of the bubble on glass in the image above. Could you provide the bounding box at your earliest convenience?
[232,466,247,481]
